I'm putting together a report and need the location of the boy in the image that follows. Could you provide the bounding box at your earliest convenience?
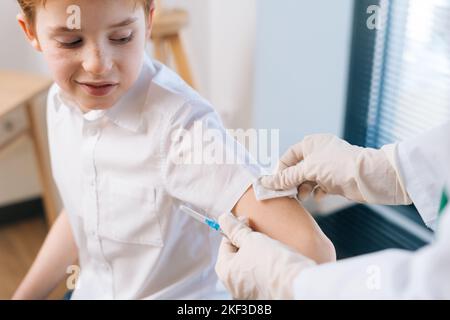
[13,0,335,299]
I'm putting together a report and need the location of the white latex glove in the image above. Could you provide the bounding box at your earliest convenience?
[261,134,412,205]
[215,214,316,300]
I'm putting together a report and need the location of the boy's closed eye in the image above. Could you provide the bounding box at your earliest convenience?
[54,32,135,49]
[110,32,135,44]
[54,36,82,48]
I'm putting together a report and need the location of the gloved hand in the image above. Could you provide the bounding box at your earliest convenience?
[261,134,412,205]
[215,214,316,300]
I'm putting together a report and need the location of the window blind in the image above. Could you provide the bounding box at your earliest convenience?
[345,0,450,148]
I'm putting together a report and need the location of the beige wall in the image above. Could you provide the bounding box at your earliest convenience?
[168,0,257,128]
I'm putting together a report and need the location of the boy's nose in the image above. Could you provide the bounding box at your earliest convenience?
[82,46,113,76]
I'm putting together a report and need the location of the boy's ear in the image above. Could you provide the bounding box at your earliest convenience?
[146,5,156,40]
[17,13,42,52]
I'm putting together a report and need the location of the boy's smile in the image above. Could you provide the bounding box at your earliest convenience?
[75,80,119,97]
[18,0,154,112]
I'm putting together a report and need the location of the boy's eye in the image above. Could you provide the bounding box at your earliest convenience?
[56,38,83,48]
[110,33,134,44]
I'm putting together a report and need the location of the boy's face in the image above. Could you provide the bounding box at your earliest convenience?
[19,0,153,112]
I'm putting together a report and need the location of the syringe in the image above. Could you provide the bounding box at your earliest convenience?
[179,205,229,239]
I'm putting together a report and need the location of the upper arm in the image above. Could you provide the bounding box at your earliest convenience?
[232,186,336,264]
[161,99,335,263]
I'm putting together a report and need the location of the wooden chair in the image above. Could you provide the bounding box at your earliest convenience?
[151,1,195,88]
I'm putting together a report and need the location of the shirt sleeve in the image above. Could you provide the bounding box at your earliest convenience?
[397,121,450,229]
[160,100,262,219]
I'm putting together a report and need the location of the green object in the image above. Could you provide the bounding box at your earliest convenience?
[439,189,448,217]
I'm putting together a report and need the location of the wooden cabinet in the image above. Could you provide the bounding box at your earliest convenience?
[0,71,58,226]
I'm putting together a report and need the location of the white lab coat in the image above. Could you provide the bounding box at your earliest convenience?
[293,122,450,299]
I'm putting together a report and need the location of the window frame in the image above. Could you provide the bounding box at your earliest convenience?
[343,0,430,229]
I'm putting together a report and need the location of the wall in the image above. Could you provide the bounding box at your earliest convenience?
[168,0,257,129]
[253,0,354,160]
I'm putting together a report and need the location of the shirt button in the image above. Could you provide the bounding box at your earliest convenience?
[86,127,99,136]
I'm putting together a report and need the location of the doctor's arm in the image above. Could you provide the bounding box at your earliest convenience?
[261,134,412,205]
[232,186,336,264]
[293,236,450,299]
[216,211,450,299]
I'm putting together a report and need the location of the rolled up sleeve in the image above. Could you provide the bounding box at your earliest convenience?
[161,100,261,219]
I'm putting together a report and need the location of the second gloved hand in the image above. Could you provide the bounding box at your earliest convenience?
[261,134,412,205]
[215,214,316,300]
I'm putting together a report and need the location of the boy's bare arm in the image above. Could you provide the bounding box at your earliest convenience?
[12,209,78,300]
[232,186,336,264]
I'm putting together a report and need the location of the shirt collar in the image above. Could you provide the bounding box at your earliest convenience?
[55,54,156,133]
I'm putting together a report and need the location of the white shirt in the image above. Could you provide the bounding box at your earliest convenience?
[294,122,450,299]
[47,56,260,299]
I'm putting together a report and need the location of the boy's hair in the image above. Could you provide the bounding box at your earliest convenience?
[17,0,154,25]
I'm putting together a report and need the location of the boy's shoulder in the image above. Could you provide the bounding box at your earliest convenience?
[143,58,216,123]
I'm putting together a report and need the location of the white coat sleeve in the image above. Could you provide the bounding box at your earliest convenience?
[293,206,450,299]
[397,121,450,229]
[293,122,450,299]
